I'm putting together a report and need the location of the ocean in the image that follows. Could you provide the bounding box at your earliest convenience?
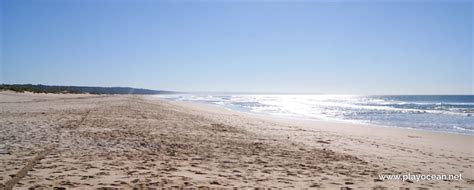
[159,94,474,135]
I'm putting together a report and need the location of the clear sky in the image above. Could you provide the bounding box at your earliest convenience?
[1,0,472,94]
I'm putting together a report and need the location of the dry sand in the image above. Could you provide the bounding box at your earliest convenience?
[0,92,472,189]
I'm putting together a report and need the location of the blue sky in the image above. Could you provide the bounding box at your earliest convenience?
[1,0,472,94]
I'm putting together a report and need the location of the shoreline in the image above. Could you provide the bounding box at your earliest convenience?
[163,97,474,155]
[164,97,474,137]
[1,92,473,189]
[156,95,474,136]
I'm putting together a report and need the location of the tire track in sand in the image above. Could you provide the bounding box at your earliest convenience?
[3,147,53,190]
[3,108,92,190]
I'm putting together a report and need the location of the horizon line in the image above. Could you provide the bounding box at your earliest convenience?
[2,83,472,96]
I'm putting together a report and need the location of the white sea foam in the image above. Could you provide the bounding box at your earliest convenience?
[158,94,474,135]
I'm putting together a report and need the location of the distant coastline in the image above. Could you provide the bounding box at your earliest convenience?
[0,84,178,95]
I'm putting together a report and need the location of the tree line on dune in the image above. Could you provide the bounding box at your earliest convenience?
[0,84,177,95]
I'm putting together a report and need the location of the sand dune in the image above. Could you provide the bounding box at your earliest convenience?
[0,92,472,189]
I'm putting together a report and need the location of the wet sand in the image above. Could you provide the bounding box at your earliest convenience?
[0,92,473,189]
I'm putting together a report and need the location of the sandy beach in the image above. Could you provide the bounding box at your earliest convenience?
[0,92,473,189]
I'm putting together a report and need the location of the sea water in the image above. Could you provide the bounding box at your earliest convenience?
[159,94,474,135]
